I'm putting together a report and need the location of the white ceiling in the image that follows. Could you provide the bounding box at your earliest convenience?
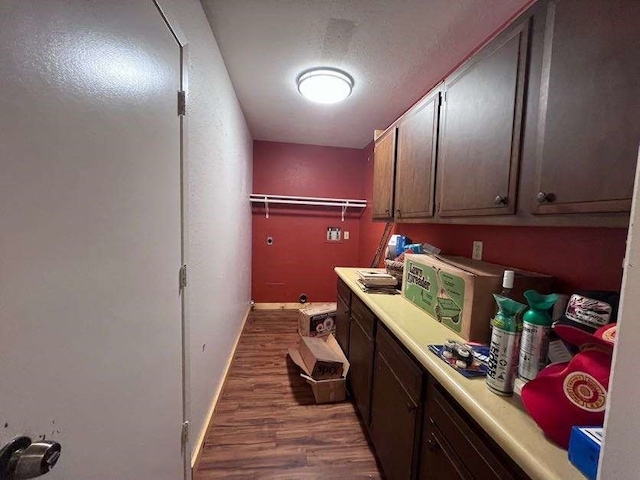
[201,0,531,149]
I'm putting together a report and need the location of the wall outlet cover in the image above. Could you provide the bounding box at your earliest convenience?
[472,241,483,260]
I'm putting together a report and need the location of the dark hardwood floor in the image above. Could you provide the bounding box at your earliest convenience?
[194,309,383,479]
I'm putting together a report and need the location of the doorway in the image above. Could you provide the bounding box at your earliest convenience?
[0,1,188,478]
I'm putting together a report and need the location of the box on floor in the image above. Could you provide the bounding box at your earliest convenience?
[288,334,350,403]
[298,302,337,337]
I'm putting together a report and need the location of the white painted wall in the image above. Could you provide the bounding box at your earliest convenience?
[159,0,253,461]
[599,149,640,479]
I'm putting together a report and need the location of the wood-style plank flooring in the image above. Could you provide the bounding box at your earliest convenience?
[194,309,383,479]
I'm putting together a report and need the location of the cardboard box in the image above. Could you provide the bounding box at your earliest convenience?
[298,335,344,380]
[288,334,350,403]
[298,303,337,337]
[402,255,554,343]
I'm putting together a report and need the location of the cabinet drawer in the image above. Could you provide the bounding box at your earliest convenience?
[376,324,424,404]
[427,379,528,480]
[351,295,375,338]
[337,277,351,304]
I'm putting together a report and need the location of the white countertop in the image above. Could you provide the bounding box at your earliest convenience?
[336,267,584,480]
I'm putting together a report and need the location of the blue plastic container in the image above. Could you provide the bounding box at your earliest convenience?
[568,426,603,480]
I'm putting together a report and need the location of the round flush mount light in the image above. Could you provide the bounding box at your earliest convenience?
[297,68,354,104]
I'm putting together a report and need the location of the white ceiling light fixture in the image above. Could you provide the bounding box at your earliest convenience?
[297,68,354,104]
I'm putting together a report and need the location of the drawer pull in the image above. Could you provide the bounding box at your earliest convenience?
[406,403,418,413]
[427,433,441,451]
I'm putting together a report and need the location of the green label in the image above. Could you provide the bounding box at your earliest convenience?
[404,260,464,332]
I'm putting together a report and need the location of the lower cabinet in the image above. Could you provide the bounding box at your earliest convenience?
[347,295,376,428]
[420,425,472,480]
[336,279,351,355]
[337,280,531,480]
[370,325,424,480]
[419,377,530,480]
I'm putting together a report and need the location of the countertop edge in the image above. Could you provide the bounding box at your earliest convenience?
[335,267,582,480]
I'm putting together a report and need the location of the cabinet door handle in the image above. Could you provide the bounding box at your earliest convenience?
[385,209,390,215]
[536,191,556,203]
[396,209,402,218]
[427,433,441,451]
[494,195,508,206]
[406,402,418,413]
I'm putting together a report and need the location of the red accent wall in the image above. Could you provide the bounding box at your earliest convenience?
[357,141,393,266]
[393,224,627,294]
[252,141,367,303]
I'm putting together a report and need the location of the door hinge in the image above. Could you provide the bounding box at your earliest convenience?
[179,264,188,288]
[181,421,189,448]
[178,90,186,116]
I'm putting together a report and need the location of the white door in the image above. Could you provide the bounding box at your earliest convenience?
[0,1,184,478]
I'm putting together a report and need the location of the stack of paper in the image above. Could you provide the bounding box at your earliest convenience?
[356,270,398,294]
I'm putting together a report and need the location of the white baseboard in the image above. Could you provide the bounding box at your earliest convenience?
[252,302,330,310]
[190,305,250,470]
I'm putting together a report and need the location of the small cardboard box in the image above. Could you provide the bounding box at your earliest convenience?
[402,254,554,343]
[298,303,337,337]
[288,334,350,403]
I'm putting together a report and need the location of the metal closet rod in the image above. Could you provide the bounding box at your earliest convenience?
[249,194,367,220]
[249,193,366,207]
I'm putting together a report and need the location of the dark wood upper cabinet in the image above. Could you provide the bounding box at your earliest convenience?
[395,88,441,221]
[372,127,397,220]
[437,18,530,217]
[531,0,640,214]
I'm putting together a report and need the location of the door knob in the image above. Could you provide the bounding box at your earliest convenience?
[0,436,61,479]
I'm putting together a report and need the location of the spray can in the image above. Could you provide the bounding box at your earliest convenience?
[518,290,558,381]
[486,294,527,396]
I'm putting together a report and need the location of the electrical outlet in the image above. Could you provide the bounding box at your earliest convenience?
[344,231,350,240]
[472,241,483,260]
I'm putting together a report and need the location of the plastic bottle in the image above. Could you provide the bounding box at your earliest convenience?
[499,270,515,298]
[490,270,515,334]
[518,290,558,381]
[486,294,527,396]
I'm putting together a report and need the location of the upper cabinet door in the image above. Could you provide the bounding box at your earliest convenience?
[372,127,397,220]
[438,19,530,217]
[395,88,441,221]
[532,0,640,214]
